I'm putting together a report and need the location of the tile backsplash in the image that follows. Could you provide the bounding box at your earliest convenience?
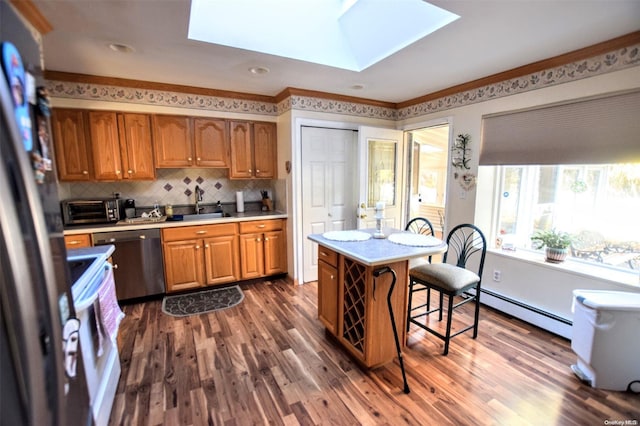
[60,168,282,210]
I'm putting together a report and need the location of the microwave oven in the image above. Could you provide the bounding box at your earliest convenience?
[61,198,124,226]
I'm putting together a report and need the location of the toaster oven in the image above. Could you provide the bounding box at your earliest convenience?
[61,198,124,226]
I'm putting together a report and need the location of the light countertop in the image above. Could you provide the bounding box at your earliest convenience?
[64,211,288,235]
[308,228,447,266]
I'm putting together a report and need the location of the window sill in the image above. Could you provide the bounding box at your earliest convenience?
[487,248,640,289]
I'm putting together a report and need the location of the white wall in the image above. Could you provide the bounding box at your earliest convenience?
[397,67,640,336]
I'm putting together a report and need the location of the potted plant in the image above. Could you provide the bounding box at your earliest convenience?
[531,229,573,263]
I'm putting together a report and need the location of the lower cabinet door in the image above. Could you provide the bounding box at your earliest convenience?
[318,260,338,335]
[263,230,286,275]
[203,235,240,285]
[239,233,264,279]
[163,240,205,292]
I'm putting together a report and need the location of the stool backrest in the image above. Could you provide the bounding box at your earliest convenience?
[405,217,435,236]
[443,224,487,276]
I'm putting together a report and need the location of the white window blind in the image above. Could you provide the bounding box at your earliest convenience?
[480,90,640,165]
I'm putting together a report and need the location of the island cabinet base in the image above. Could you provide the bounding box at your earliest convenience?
[318,245,408,368]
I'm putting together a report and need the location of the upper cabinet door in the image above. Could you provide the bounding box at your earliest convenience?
[229,121,253,178]
[89,111,122,181]
[52,109,92,181]
[193,118,229,167]
[153,115,193,168]
[119,113,155,180]
[253,122,277,179]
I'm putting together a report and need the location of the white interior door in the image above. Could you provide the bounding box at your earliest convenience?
[301,126,357,282]
[357,126,405,230]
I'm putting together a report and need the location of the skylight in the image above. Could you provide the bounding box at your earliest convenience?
[188,0,459,72]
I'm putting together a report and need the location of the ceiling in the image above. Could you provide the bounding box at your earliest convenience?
[31,0,640,104]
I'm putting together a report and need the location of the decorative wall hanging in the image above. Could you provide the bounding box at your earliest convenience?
[451,133,471,170]
[458,172,477,191]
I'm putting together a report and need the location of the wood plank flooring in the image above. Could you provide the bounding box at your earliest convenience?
[109,278,639,425]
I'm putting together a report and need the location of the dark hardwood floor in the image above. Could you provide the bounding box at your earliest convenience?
[109,278,639,425]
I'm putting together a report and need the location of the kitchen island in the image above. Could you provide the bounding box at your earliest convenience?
[308,229,446,368]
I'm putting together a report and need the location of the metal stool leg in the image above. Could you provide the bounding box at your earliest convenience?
[374,266,409,394]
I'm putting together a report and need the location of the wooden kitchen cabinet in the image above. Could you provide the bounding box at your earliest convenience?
[193,117,229,167]
[64,234,92,249]
[229,121,277,179]
[162,223,239,293]
[253,122,277,178]
[154,115,229,168]
[238,219,286,279]
[89,111,122,180]
[317,246,339,335]
[153,115,192,168]
[162,240,205,293]
[118,113,156,179]
[52,109,93,181]
[53,109,154,181]
[88,111,155,181]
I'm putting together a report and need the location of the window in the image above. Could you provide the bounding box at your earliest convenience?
[495,163,640,271]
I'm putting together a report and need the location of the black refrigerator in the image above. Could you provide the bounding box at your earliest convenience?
[0,2,92,425]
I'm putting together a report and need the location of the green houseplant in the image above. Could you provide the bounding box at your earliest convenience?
[531,229,573,263]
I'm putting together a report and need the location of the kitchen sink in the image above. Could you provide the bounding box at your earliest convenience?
[181,212,231,221]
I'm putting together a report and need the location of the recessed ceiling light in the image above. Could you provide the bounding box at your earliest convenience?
[108,43,134,53]
[249,66,270,75]
[351,84,365,90]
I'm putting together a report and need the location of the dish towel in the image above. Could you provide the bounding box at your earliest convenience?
[95,268,125,353]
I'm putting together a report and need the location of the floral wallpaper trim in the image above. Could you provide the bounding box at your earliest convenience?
[46,43,639,121]
[398,43,640,120]
[277,95,397,120]
[45,81,279,116]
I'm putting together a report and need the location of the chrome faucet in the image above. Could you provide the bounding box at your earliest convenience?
[194,185,204,214]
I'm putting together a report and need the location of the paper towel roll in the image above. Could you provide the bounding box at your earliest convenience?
[236,191,244,213]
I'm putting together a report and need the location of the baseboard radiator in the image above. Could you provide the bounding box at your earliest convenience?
[479,289,573,339]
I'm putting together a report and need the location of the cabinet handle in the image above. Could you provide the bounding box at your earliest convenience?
[264,237,269,241]
[205,244,209,248]
[330,275,334,280]
[256,238,261,242]
[82,170,88,175]
[188,157,192,161]
[195,245,200,249]
[197,157,201,161]
[249,169,252,173]
[320,251,327,257]
[128,169,133,174]
[257,224,265,229]
[113,264,119,269]
[68,240,80,245]
[256,169,260,173]
[116,170,121,175]
[139,235,146,240]
[195,230,207,234]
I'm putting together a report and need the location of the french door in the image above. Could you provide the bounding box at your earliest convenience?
[356,126,405,230]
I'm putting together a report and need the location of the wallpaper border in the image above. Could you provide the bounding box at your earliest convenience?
[46,43,639,121]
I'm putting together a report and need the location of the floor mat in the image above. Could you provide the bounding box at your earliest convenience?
[162,285,244,317]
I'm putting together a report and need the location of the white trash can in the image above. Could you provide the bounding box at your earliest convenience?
[571,289,640,393]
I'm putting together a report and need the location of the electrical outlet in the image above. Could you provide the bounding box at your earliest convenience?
[493,269,502,282]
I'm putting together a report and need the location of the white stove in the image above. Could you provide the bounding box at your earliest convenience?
[67,246,123,426]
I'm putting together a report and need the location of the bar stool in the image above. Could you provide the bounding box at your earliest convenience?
[407,224,487,355]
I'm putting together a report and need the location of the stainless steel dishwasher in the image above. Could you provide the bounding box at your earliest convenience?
[92,228,165,300]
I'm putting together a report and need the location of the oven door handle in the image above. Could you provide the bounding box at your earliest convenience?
[74,263,113,311]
